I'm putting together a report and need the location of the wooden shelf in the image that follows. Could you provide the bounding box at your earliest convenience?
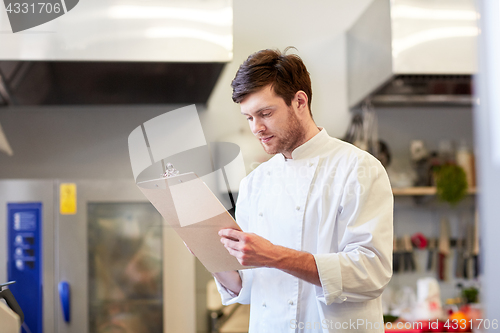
[392,187,477,196]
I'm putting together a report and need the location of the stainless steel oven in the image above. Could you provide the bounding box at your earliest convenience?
[0,179,196,333]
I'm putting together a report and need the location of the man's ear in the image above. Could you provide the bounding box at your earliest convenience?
[294,90,309,114]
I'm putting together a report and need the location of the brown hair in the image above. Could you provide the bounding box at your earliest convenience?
[231,47,313,115]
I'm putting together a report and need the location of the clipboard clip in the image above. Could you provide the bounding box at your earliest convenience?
[162,163,180,178]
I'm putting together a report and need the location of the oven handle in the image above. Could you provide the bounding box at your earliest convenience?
[58,281,70,323]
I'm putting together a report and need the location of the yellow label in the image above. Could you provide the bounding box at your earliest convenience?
[60,183,77,215]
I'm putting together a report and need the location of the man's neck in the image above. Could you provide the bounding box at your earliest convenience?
[283,124,321,160]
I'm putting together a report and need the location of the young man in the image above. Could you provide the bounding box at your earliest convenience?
[214,49,393,333]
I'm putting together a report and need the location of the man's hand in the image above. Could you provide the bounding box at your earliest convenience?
[218,229,280,267]
[218,228,321,287]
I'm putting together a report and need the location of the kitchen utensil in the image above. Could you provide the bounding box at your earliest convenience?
[393,237,400,273]
[455,238,464,278]
[473,210,480,278]
[403,234,416,272]
[427,238,436,271]
[343,114,363,145]
[343,102,392,167]
[464,218,475,279]
[438,218,451,281]
[455,215,466,278]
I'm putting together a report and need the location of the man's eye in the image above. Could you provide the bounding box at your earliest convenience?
[246,117,253,121]
[262,113,271,117]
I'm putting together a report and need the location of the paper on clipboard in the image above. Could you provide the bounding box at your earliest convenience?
[128,105,249,273]
[137,172,249,273]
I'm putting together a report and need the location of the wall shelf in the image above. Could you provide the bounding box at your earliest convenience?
[392,187,477,196]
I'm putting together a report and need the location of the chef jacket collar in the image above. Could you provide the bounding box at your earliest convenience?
[280,127,328,161]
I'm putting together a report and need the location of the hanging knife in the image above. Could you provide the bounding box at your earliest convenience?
[455,215,466,278]
[393,237,400,273]
[427,238,436,271]
[472,210,480,278]
[455,238,464,278]
[403,234,416,272]
[438,218,451,281]
[464,219,475,279]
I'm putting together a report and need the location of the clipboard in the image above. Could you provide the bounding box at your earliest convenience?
[137,172,249,273]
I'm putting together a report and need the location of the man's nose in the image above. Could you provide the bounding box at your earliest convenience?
[251,118,265,135]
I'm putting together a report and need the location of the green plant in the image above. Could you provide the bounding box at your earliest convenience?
[462,286,479,304]
[383,315,398,323]
[434,164,468,205]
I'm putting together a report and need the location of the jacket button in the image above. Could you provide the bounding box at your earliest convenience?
[262,302,266,307]
[296,206,300,211]
[288,300,294,305]
[259,212,263,217]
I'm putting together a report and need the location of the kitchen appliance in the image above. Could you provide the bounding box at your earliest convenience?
[0,0,233,105]
[0,179,196,333]
[347,0,477,107]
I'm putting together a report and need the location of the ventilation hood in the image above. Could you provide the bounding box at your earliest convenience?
[347,0,478,108]
[0,0,232,105]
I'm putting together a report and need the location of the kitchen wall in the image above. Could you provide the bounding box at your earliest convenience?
[0,105,185,178]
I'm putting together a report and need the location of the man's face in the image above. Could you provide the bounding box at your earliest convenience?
[240,85,306,158]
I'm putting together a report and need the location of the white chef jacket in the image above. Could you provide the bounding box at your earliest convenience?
[216,128,393,333]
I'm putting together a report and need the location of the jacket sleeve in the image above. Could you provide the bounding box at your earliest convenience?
[214,176,254,305]
[214,269,253,305]
[313,155,393,305]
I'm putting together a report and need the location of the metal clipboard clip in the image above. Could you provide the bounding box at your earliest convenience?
[162,163,180,178]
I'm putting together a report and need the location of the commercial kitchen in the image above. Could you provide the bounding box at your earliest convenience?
[0,0,499,332]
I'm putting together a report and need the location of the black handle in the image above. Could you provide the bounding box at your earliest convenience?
[0,288,25,323]
[426,250,434,271]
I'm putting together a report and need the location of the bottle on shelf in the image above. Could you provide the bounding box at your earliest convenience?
[456,140,475,188]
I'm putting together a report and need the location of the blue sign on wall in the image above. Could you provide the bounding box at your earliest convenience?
[7,203,43,333]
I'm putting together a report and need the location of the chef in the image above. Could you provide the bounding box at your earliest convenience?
[214,48,394,333]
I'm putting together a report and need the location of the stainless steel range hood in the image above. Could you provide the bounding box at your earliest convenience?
[0,0,232,105]
[347,0,478,108]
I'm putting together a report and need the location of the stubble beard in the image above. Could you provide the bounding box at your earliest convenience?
[261,107,307,157]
